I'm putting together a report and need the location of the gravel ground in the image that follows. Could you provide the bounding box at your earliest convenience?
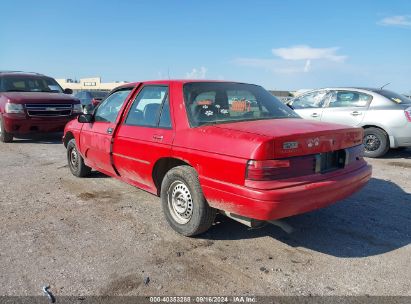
[0,134,410,297]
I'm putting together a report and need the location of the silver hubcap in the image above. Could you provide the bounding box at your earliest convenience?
[167,181,193,224]
[70,147,79,169]
[364,134,380,151]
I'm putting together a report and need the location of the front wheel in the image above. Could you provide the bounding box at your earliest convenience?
[0,116,13,143]
[363,127,389,158]
[161,166,216,236]
[67,139,91,177]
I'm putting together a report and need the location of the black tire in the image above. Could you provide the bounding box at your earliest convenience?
[0,116,13,143]
[67,139,91,177]
[161,165,216,236]
[363,127,389,158]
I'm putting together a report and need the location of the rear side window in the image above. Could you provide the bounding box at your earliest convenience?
[327,91,372,108]
[125,86,171,128]
[94,88,133,123]
[91,91,109,99]
[376,89,411,105]
[291,91,328,109]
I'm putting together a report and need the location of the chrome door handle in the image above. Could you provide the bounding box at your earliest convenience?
[153,135,163,141]
[107,127,113,134]
[311,113,319,118]
[351,111,361,116]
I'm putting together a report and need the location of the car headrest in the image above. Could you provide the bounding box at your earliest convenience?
[143,103,161,124]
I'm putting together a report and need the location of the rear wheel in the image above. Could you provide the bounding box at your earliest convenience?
[363,127,389,158]
[67,139,91,177]
[0,116,13,143]
[161,165,216,236]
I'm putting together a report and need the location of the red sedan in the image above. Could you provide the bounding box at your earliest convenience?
[63,80,372,236]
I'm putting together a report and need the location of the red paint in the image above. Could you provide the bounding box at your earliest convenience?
[64,80,372,221]
[0,87,81,134]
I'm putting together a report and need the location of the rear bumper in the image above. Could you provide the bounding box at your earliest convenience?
[389,123,411,148]
[202,164,372,221]
[2,114,77,134]
[394,137,411,147]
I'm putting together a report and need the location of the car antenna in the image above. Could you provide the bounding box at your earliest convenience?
[380,82,391,90]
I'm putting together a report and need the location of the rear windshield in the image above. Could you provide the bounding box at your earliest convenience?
[0,75,63,93]
[375,89,411,105]
[183,82,299,127]
[90,91,109,98]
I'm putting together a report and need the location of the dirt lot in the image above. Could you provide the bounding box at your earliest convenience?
[0,134,410,297]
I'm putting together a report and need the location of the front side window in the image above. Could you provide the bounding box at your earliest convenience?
[291,91,328,109]
[94,88,133,123]
[125,86,171,128]
[327,91,372,108]
[183,82,298,127]
[0,76,63,93]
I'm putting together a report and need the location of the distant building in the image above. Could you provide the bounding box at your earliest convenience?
[56,77,128,92]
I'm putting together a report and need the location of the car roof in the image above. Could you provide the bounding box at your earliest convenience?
[302,87,386,93]
[114,79,256,90]
[0,71,46,77]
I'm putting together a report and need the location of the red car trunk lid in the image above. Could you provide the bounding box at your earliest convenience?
[214,118,363,159]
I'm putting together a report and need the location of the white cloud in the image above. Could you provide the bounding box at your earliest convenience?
[185,66,207,79]
[233,45,346,75]
[272,45,347,62]
[233,58,308,74]
[379,15,411,28]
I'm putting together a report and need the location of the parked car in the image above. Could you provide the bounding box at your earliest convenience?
[0,71,82,143]
[73,90,108,113]
[63,80,371,236]
[287,88,411,157]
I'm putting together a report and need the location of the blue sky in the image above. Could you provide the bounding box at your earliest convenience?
[1,0,410,93]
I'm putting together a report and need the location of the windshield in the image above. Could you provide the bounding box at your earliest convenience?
[183,82,299,127]
[375,89,411,105]
[0,76,63,93]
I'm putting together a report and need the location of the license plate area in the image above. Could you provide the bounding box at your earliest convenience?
[315,150,346,173]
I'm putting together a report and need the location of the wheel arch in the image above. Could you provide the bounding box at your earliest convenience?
[152,157,193,196]
[361,124,387,132]
[63,131,75,147]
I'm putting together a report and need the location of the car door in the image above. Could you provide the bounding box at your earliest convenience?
[80,87,134,176]
[321,90,372,126]
[112,85,174,190]
[289,90,328,121]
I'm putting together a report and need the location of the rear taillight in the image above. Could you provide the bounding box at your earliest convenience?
[246,156,315,181]
[246,145,363,181]
[405,107,411,122]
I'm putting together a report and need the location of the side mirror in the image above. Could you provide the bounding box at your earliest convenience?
[64,88,73,94]
[78,114,93,123]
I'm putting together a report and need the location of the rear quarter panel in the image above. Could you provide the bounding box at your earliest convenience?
[171,128,268,186]
[362,96,409,134]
